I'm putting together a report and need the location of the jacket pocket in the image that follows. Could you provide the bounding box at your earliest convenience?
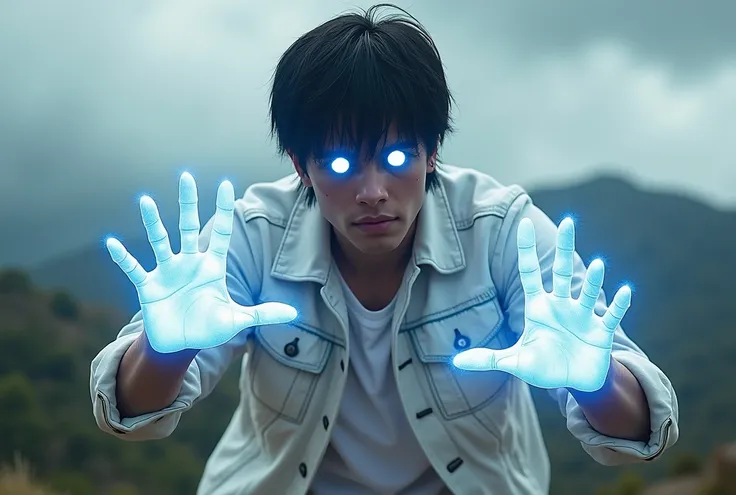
[403,288,512,421]
[248,324,334,424]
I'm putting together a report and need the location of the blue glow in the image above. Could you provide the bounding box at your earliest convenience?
[589,253,609,267]
[330,157,350,174]
[386,150,407,167]
[620,280,636,294]
[134,192,151,207]
[559,211,580,226]
[453,216,633,393]
[106,172,298,354]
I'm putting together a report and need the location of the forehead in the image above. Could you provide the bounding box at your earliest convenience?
[318,121,419,155]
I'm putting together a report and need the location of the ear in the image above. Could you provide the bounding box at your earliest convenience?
[426,147,438,173]
[288,151,313,187]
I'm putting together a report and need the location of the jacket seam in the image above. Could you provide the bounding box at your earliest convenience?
[453,185,528,231]
[400,288,498,331]
[253,328,333,374]
[242,208,289,228]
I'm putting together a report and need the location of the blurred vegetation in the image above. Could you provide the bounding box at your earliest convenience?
[0,269,241,495]
[594,471,646,495]
[0,456,64,495]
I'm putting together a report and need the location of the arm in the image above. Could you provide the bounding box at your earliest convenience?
[568,356,650,442]
[490,194,679,465]
[116,330,199,418]
[90,201,259,440]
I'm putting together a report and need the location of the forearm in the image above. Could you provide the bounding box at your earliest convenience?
[569,357,651,442]
[116,330,199,418]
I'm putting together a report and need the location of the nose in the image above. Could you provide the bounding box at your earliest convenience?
[355,163,388,207]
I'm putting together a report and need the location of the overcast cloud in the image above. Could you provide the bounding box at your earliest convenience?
[1,0,734,266]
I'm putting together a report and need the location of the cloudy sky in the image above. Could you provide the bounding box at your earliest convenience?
[1,0,735,267]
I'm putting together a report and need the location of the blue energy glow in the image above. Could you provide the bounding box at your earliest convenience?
[328,150,408,174]
[330,157,350,174]
[387,150,407,167]
[452,216,632,393]
[105,172,298,354]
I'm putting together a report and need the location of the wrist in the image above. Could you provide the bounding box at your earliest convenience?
[567,356,617,404]
[139,329,200,363]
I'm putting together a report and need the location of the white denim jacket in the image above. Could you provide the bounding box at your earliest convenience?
[90,164,679,495]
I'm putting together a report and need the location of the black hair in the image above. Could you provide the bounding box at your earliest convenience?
[268,3,454,206]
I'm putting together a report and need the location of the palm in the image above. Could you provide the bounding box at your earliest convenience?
[138,252,237,353]
[453,217,631,392]
[138,251,221,305]
[105,173,297,354]
[509,294,615,391]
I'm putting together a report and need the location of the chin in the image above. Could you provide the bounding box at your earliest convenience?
[353,232,409,256]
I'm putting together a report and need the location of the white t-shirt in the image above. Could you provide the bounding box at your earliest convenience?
[310,270,449,495]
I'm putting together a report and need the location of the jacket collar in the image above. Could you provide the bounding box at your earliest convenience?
[270,177,466,284]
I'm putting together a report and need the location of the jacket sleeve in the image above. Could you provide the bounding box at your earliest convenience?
[490,192,679,465]
[89,200,258,441]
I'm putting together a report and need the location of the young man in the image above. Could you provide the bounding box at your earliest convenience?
[90,5,679,494]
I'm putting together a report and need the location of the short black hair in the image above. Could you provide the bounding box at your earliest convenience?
[268,3,454,206]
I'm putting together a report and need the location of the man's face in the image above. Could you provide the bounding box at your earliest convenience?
[295,126,436,258]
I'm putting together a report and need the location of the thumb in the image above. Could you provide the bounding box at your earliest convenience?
[452,346,519,374]
[231,301,298,331]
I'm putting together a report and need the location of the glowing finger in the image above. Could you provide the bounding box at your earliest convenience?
[517,218,544,296]
[601,285,632,331]
[179,172,201,254]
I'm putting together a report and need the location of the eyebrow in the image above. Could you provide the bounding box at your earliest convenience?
[315,139,419,159]
[381,140,419,152]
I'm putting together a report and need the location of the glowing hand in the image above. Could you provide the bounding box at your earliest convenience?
[105,172,297,354]
[453,217,631,392]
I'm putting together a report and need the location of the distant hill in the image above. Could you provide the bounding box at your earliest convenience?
[22,173,736,494]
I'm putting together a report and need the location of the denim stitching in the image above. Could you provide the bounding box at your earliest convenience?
[400,288,498,331]
[242,208,289,228]
[403,296,505,362]
[254,327,332,373]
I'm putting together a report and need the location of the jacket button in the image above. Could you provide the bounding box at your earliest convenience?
[453,329,470,350]
[322,416,329,430]
[299,462,308,478]
[284,338,300,357]
[416,408,433,419]
[447,457,464,473]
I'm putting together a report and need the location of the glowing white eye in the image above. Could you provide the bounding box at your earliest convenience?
[330,157,350,174]
[387,150,406,167]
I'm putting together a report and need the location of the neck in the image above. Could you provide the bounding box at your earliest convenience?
[331,221,417,280]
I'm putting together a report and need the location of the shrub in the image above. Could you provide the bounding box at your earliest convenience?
[49,292,79,320]
[0,269,32,295]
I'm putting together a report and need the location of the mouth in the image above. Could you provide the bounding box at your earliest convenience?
[353,215,398,226]
[352,216,398,233]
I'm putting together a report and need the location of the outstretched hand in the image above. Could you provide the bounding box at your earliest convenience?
[106,172,297,354]
[453,217,631,392]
